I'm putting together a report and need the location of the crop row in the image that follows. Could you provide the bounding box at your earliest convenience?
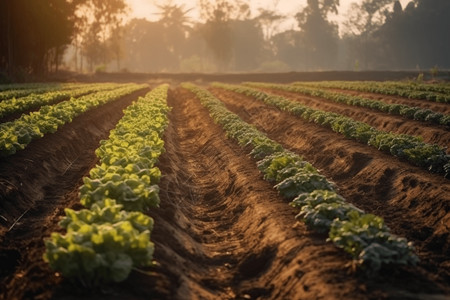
[0,83,69,100]
[0,83,123,120]
[0,82,65,91]
[250,82,450,126]
[184,82,419,273]
[44,84,171,286]
[0,84,147,157]
[299,81,450,103]
[217,83,449,178]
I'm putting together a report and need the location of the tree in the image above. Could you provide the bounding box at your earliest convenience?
[78,0,128,71]
[272,30,303,70]
[0,0,86,78]
[121,19,168,72]
[155,3,193,70]
[107,25,125,71]
[230,19,266,71]
[342,0,395,69]
[344,0,395,35]
[199,0,251,71]
[256,7,286,60]
[376,0,450,70]
[256,8,285,41]
[295,0,340,70]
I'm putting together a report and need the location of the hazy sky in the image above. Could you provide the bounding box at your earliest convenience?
[126,0,411,33]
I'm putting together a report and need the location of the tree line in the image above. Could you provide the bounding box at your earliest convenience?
[0,0,449,79]
[0,0,127,80]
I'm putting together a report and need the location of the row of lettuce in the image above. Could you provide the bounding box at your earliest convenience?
[43,84,170,285]
[0,82,75,100]
[214,83,450,179]
[0,84,147,157]
[253,82,450,126]
[183,82,419,273]
[0,83,124,120]
[300,80,450,103]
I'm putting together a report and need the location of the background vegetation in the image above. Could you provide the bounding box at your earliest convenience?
[0,0,449,79]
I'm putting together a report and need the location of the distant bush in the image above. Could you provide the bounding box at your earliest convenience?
[95,64,107,73]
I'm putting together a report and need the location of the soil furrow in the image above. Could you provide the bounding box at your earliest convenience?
[136,87,447,300]
[0,88,148,299]
[210,88,450,289]
[263,88,450,148]
[0,83,448,300]
[144,87,362,299]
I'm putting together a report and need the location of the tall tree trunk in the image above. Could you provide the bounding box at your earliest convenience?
[80,54,83,73]
[7,2,14,76]
[55,47,60,73]
[74,39,79,72]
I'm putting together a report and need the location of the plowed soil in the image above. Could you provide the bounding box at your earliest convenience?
[0,83,449,300]
[261,88,450,148]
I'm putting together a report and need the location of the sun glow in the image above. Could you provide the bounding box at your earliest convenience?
[126,0,412,34]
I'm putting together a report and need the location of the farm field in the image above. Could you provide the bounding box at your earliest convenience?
[0,79,449,300]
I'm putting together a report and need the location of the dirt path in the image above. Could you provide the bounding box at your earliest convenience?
[210,88,450,291]
[263,88,450,148]
[0,88,148,299]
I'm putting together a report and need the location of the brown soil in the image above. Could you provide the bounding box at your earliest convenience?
[0,88,148,299]
[209,87,450,284]
[262,88,450,149]
[0,82,449,300]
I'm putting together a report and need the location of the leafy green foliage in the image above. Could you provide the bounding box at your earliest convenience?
[214,82,449,177]
[188,82,419,273]
[295,80,450,104]
[328,212,419,273]
[251,81,450,124]
[0,83,62,100]
[79,85,170,210]
[274,173,334,199]
[0,84,147,157]
[44,219,154,286]
[80,176,160,212]
[0,83,121,120]
[291,191,363,233]
[257,152,315,182]
[290,190,346,208]
[297,202,360,233]
[44,84,170,285]
[60,198,154,233]
[183,82,283,161]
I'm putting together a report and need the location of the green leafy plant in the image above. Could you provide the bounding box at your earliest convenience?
[214,82,449,177]
[44,84,170,285]
[0,84,147,157]
[245,81,450,122]
[274,173,334,199]
[257,151,309,182]
[328,212,419,273]
[0,83,121,120]
[44,220,154,286]
[185,82,419,273]
[297,202,361,233]
[291,80,450,103]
